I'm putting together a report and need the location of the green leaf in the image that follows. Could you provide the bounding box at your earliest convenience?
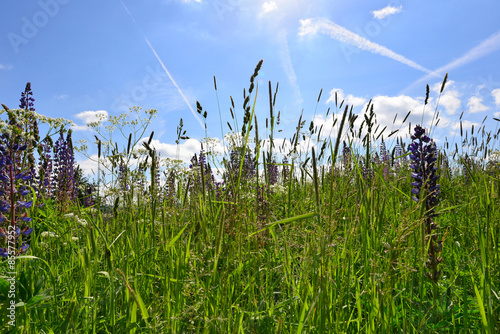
[248,212,318,237]
[470,271,488,330]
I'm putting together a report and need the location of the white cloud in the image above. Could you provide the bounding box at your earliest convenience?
[429,81,461,115]
[370,95,426,129]
[326,88,366,107]
[0,64,13,70]
[74,110,109,125]
[76,155,100,177]
[492,88,500,106]
[467,96,489,113]
[439,90,461,115]
[495,112,500,118]
[450,120,480,131]
[143,137,224,164]
[372,5,402,19]
[71,124,92,131]
[260,1,278,16]
[298,18,432,74]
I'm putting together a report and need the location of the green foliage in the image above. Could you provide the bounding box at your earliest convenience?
[1,67,499,333]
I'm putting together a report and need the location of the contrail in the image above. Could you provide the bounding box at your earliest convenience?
[119,0,204,129]
[401,29,500,94]
[277,29,303,106]
[298,17,436,75]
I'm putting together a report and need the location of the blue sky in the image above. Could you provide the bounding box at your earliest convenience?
[1,0,500,176]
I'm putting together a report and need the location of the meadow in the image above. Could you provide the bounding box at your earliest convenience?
[0,62,499,333]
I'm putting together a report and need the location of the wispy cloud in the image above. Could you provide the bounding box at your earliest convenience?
[403,30,500,93]
[298,18,433,74]
[467,96,489,113]
[0,64,13,70]
[492,88,500,106]
[278,29,303,106]
[53,94,69,100]
[372,5,402,19]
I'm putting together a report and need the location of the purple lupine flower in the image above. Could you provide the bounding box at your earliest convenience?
[342,142,351,172]
[463,154,471,185]
[19,83,40,189]
[214,181,225,201]
[408,125,442,282]
[408,126,440,210]
[134,164,147,195]
[282,157,290,181]
[380,140,390,180]
[226,149,255,182]
[243,153,255,179]
[0,130,34,257]
[189,146,214,195]
[441,153,452,179]
[394,143,404,173]
[118,162,130,192]
[83,186,94,208]
[267,158,278,185]
[53,130,77,211]
[165,170,176,202]
[19,82,35,112]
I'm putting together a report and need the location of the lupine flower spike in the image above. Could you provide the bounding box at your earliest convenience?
[0,111,34,257]
[408,125,442,283]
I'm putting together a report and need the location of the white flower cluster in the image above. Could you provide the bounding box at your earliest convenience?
[270,184,286,194]
[63,212,88,226]
[41,231,59,238]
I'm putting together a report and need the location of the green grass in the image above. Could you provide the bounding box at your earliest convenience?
[1,65,499,333]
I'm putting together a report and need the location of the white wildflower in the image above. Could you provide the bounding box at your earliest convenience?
[41,231,59,238]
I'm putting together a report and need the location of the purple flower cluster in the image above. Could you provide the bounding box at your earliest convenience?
[227,149,255,181]
[380,140,389,180]
[408,125,442,282]
[18,83,40,192]
[342,142,351,172]
[118,162,130,192]
[463,154,471,185]
[54,130,77,210]
[267,157,278,185]
[282,157,290,181]
[164,170,176,201]
[19,82,35,112]
[83,186,94,208]
[0,132,33,257]
[190,147,214,192]
[408,126,440,211]
[393,143,405,173]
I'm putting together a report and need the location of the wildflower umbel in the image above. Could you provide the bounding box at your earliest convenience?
[408,125,442,283]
